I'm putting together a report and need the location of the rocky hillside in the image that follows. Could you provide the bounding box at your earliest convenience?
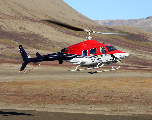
[0,0,152,68]
[95,16,152,32]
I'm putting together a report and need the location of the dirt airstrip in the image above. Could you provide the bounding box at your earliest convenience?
[0,63,152,119]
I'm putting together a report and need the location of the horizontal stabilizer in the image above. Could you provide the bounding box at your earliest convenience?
[36,52,42,58]
[36,52,43,62]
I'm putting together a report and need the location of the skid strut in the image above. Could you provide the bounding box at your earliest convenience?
[69,63,104,71]
[69,65,81,71]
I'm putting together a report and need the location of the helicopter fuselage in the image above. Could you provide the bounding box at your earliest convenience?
[63,39,129,67]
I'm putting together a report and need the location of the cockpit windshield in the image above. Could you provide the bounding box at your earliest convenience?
[106,46,117,52]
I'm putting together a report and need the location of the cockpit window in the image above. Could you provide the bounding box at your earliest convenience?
[83,50,88,57]
[90,48,96,54]
[106,46,117,52]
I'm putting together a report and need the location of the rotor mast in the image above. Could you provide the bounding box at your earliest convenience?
[86,31,92,40]
[85,30,95,40]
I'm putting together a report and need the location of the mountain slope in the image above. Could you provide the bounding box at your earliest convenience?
[0,0,98,57]
[95,16,152,32]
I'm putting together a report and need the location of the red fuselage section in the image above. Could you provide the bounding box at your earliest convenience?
[65,40,126,56]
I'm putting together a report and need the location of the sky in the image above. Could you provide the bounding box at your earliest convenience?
[63,0,152,20]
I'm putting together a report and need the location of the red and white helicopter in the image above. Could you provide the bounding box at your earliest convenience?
[19,20,129,74]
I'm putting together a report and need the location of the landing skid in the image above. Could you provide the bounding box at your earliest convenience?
[94,66,120,73]
[68,63,103,71]
[69,63,120,74]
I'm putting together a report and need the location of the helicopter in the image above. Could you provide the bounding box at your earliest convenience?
[18,20,129,74]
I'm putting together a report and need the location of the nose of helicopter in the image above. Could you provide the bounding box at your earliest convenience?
[122,53,129,58]
[114,52,129,59]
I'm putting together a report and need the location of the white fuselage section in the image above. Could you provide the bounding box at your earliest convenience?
[68,53,129,67]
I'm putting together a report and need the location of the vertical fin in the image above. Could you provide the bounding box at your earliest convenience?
[19,45,28,61]
[19,45,29,71]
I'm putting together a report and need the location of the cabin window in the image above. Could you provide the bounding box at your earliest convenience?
[82,50,88,57]
[90,48,96,54]
[101,47,106,54]
[106,46,117,52]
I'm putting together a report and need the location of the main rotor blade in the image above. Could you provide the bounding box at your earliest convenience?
[43,20,126,35]
[96,32,126,35]
[43,20,85,31]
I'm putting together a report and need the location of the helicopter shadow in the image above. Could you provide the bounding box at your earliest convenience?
[0,110,34,116]
[88,71,98,74]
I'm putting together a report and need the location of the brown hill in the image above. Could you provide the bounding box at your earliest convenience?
[0,0,98,57]
[0,0,152,68]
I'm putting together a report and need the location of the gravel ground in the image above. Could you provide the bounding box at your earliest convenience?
[0,64,152,119]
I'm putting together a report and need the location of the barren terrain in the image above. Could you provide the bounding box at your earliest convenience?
[0,63,152,116]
